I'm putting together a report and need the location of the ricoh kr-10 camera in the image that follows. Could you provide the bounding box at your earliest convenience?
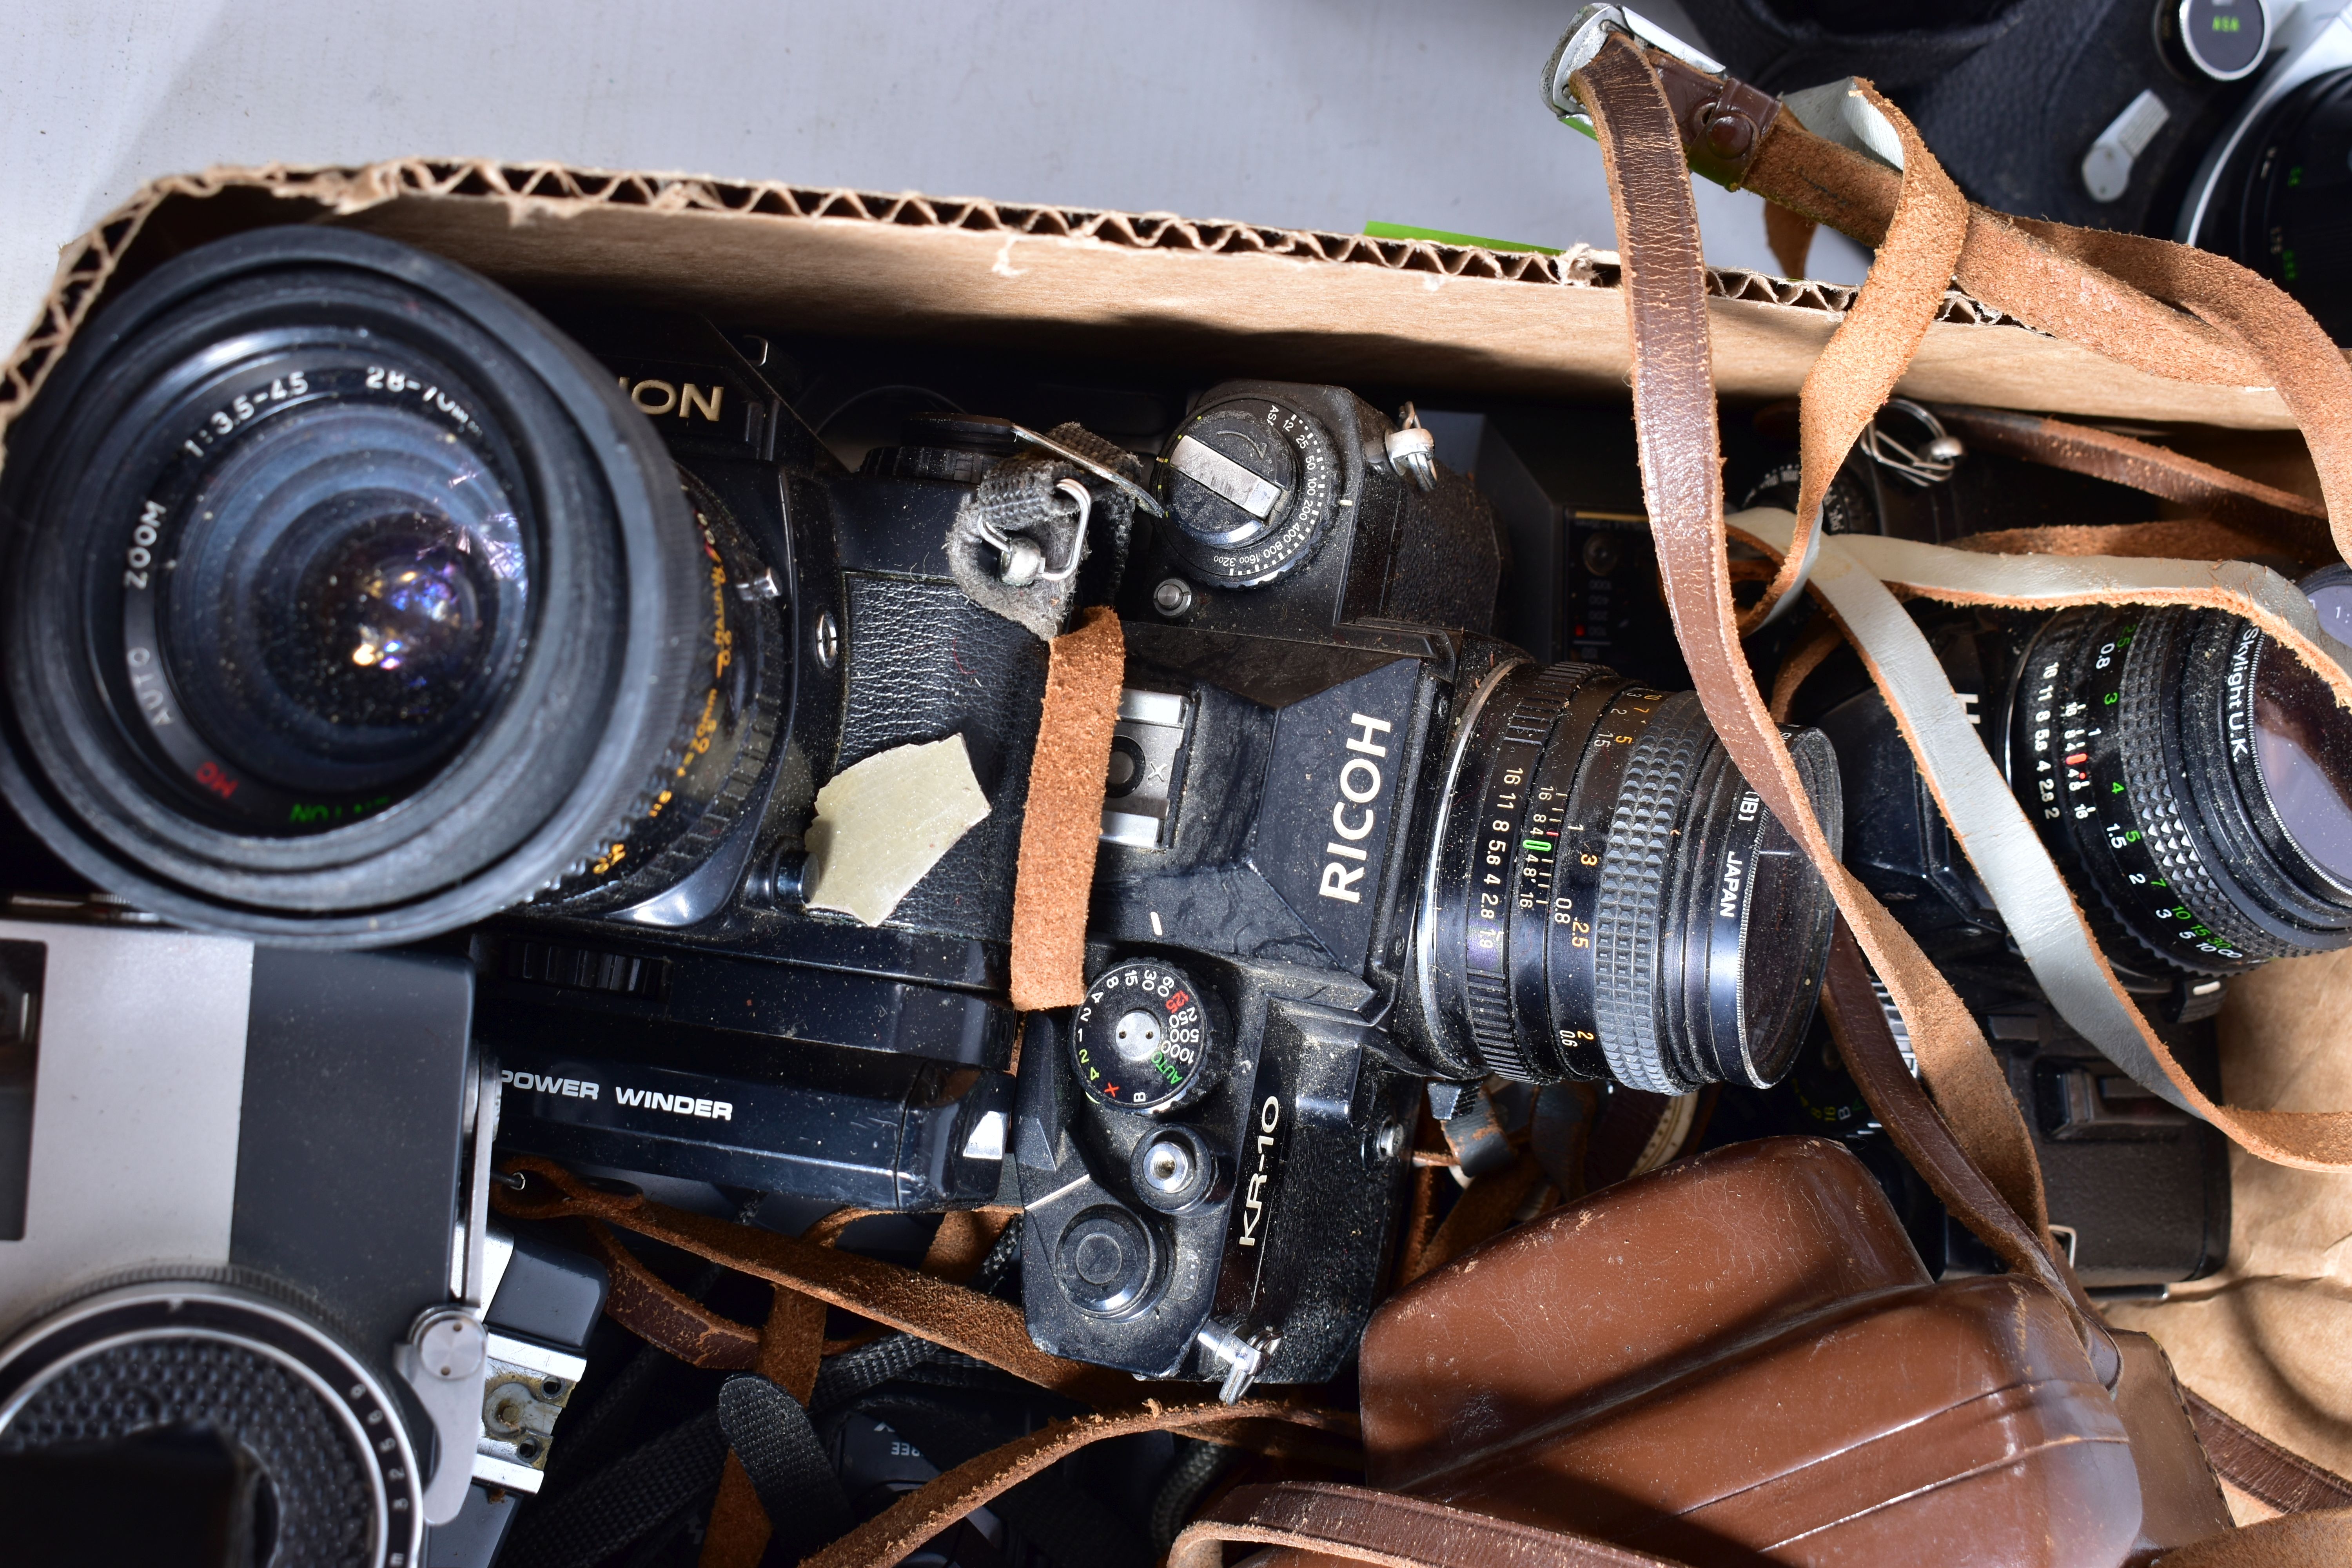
[17,211,2339,1564]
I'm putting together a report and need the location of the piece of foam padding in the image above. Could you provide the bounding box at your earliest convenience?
[1010,607,1124,1011]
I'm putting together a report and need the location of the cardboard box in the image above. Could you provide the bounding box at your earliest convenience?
[2,157,2343,1514]
[0,158,2324,449]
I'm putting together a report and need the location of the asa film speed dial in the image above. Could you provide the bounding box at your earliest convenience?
[1070,958,1215,1113]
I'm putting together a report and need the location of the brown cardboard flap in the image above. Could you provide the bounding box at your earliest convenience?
[0,159,2306,452]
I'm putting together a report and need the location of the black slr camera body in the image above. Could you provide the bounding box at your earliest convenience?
[1019,382,1842,1388]
[1015,382,1506,1390]
[466,312,1051,1220]
[0,229,1846,1411]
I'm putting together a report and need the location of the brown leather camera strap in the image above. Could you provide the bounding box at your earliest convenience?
[1168,1483,1688,1568]
[1743,100,2265,393]
[494,1155,1142,1406]
[1739,89,2352,566]
[1570,33,2059,1266]
[2016,215,2352,549]
[1568,36,2352,1564]
[2188,1392,2352,1518]
[796,1405,1358,1568]
[2217,1448,2352,1529]
[702,1256,836,1568]
[1744,75,1964,632]
[1158,1490,2352,1568]
[1581,29,2352,1179]
[1817,920,2112,1337]
[1926,405,2330,550]
[577,1218,761,1370]
[1009,604,1124,1011]
[1951,519,2308,567]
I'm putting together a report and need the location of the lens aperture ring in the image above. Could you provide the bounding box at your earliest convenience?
[1524,676,1630,1083]
[1592,691,1713,1095]
[1460,664,1604,1080]
[1534,682,1646,1086]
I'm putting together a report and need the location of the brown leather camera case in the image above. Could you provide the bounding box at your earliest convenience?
[1356,1137,2146,1567]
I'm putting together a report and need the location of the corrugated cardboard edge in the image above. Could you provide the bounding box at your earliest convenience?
[0,158,2303,452]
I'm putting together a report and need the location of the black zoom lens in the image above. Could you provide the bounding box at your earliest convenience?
[0,230,708,944]
[1416,662,1842,1093]
[2011,593,2352,975]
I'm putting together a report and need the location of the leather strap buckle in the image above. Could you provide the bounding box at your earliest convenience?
[1543,6,1779,187]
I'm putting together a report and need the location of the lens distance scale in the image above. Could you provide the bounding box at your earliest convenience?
[1070,959,1214,1113]
[2014,610,2262,969]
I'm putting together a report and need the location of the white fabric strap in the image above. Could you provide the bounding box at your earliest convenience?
[1728,509,2352,1119]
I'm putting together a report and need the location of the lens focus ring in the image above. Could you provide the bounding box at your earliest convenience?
[1592,693,1714,1095]
[2014,604,2349,976]
[2115,612,2298,964]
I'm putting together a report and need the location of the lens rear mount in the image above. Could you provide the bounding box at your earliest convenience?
[0,229,705,945]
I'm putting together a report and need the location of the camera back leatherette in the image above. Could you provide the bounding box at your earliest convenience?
[835,575,1047,942]
[1357,1138,2143,1568]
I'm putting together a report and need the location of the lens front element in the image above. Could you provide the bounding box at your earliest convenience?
[164,397,530,815]
[0,230,705,944]
[2250,616,2352,889]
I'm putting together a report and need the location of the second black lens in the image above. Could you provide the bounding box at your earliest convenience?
[2011,597,2352,973]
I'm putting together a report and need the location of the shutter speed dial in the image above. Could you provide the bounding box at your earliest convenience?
[1071,959,1215,1112]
